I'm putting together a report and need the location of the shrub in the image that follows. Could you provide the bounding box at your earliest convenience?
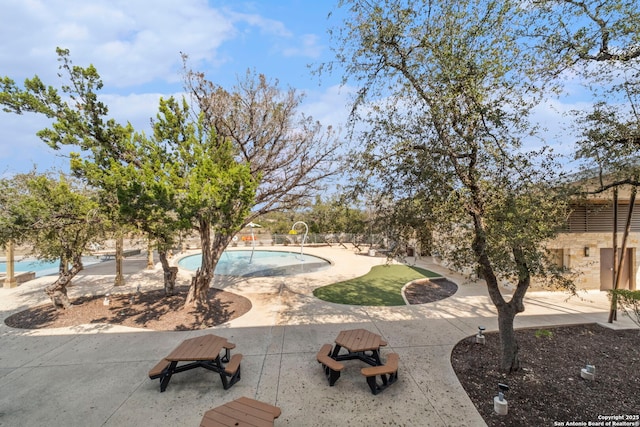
[534,329,553,339]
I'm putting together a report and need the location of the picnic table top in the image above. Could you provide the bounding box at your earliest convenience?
[166,334,230,362]
[334,328,384,353]
[200,396,281,427]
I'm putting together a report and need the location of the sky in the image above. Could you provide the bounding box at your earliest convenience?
[0,0,596,178]
[0,0,352,176]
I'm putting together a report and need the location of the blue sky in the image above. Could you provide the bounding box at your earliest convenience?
[0,0,352,175]
[0,0,591,177]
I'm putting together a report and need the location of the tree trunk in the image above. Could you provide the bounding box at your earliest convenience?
[45,256,83,310]
[497,304,520,372]
[485,277,524,371]
[158,250,176,296]
[478,237,529,372]
[186,267,212,309]
[146,239,155,270]
[185,220,213,308]
[114,235,125,286]
[184,219,231,308]
[609,187,636,323]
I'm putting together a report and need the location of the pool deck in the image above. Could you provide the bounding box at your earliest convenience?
[0,246,637,426]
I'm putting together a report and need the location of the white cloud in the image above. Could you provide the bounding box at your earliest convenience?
[226,10,292,38]
[282,34,323,59]
[303,84,353,131]
[1,0,235,88]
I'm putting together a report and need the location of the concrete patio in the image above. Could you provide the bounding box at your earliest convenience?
[0,246,636,426]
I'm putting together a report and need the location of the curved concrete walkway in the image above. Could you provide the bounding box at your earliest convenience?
[0,246,636,426]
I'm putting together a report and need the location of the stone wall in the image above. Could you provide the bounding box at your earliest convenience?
[540,232,639,290]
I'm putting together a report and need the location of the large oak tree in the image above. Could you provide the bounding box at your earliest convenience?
[329,0,571,371]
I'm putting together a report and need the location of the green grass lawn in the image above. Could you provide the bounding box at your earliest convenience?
[313,264,440,306]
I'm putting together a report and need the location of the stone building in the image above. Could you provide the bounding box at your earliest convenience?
[543,180,638,291]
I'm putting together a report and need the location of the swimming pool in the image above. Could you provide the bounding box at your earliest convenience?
[178,250,331,277]
[0,256,103,277]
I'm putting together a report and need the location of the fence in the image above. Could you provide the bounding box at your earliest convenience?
[233,233,387,248]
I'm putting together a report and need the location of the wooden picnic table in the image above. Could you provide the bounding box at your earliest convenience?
[149,334,242,392]
[166,334,228,362]
[200,396,281,427]
[331,328,386,366]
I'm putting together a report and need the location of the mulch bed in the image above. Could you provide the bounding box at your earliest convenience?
[451,323,640,426]
[404,277,458,304]
[4,286,252,331]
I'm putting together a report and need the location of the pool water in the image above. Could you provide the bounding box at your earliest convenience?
[0,257,103,277]
[178,250,331,277]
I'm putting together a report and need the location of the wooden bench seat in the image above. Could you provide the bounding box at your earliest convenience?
[316,343,344,386]
[316,344,344,371]
[148,358,171,379]
[221,341,235,363]
[221,353,242,390]
[224,353,243,375]
[361,353,399,395]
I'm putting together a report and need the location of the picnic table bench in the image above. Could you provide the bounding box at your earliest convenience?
[361,352,399,394]
[149,334,242,392]
[316,343,344,386]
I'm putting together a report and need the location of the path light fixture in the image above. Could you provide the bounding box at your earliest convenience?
[103,293,111,306]
[580,363,595,381]
[494,383,509,415]
[475,326,486,345]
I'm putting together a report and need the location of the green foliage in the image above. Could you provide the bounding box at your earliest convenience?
[534,329,554,339]
[255,210,298,234]
[330,0,584,371]
[533,1,640,196]
[526,1,640,83]
[151,97,258,238]
[1,48,133,160]
[0,49,256,264]
[333,0,568,286]
[313,264,439,306]
[0,173,104,266]
[251,196,369,236]
[0,48,145,251]
[0,172,33,245]
[541,1,640,323]
[303,195,364,234]
[609,289,640,327]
